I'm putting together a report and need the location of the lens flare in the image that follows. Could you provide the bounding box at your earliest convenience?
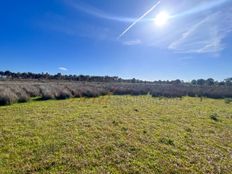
[155,11,170,27]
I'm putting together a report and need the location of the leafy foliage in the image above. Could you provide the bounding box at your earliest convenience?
[1,70,232,86]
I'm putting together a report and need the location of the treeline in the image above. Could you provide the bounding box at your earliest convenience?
[1,70,232,86]
[0,71,135,83]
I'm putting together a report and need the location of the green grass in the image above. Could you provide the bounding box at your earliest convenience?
[0,96,231,173]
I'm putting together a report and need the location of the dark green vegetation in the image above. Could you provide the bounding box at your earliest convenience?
[1,71,232,86]
[0,96,231,173]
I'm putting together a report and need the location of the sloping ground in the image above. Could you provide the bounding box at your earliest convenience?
[0,96,231,173]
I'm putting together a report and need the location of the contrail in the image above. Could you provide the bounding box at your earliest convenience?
[118,1,161,39]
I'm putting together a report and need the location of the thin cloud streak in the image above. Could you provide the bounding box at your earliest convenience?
[65,0,136,23]
[118,1,160,39]
[59,67,68,71]
[168,10,232,54]
[169,17,210,51]
[172,0,230,19]
[123,39,142,46]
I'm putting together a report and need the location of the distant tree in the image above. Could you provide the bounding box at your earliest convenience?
[218,81,225,86]
[1,70,230,87]
[191,80,197,85]
[206,78,215,86]
[4,70,12,76]
[131,78,136,83]
[171,79,182,85]
[225,78,232,86]
[197,79,205,86]
[54,73,62,80]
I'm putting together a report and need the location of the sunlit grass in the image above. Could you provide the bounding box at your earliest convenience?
[0,96,231,173]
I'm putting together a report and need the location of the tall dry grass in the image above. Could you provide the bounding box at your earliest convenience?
[0,81,232,106]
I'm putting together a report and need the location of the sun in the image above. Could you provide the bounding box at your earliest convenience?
[155,11,170,27]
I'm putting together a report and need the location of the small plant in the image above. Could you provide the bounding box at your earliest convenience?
[159,137,175,146]
[134,108,139,112]
[210,113,219,122]
[121,127,128,132]
[185,128,192,132]
[224,98,232,104]
[112,120,119,126]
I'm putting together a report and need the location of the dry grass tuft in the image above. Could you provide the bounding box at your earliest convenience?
[0,81,232,106]
[0,88,18,105]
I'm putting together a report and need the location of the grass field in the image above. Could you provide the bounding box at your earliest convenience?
[0,96,231,173]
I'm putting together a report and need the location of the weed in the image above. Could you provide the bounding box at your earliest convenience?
[210,113,219,122]
[159,137,175,146]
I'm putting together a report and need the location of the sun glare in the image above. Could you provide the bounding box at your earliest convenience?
[155,11,170,27]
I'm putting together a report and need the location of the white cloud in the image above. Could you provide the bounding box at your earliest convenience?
[65,0,136,23]
[168,17,209,51]
[58,67,68,71]
[168,10,232,54]
[123,39,142,46]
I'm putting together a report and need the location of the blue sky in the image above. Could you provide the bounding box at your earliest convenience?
[0,0,232,81]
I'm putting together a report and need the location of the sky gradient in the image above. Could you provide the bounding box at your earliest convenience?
[0,0,232,81]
